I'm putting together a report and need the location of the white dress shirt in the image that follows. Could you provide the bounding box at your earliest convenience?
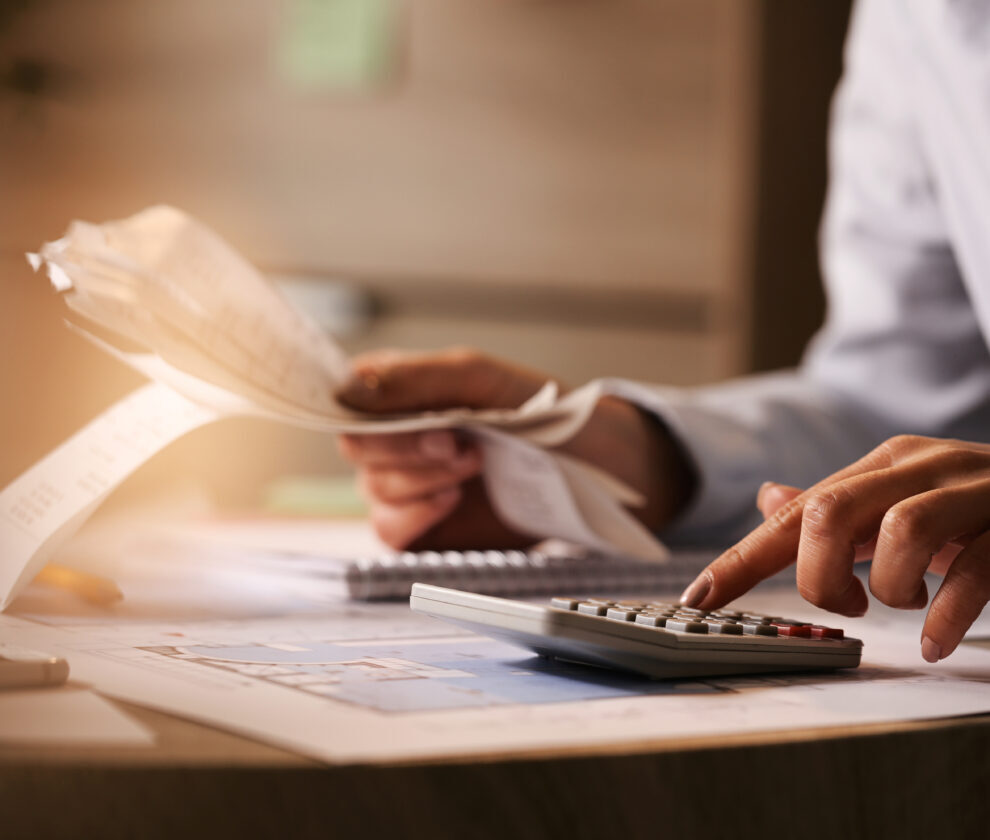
[620,0,990,544]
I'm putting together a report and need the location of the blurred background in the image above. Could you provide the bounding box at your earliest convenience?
[0,0,851,513]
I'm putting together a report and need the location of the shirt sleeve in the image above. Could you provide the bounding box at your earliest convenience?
[612,0,990,545]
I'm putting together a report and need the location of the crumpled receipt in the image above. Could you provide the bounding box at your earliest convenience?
[0,206,667,609]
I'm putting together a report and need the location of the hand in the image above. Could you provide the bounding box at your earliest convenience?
[679,434,990,662]
[336,347,695,551]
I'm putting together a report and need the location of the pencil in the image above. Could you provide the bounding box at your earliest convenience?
[35,564,124,606]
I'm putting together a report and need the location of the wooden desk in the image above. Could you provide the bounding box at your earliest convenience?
[4,694,990,839]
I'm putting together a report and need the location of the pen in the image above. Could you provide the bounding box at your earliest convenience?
[35,564,124,607]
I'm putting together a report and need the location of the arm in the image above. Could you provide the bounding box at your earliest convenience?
[630,0,990,546]
[675,0,990,660]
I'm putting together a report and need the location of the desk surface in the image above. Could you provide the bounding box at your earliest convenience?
[4,693,990,839]
[4,565,990,839]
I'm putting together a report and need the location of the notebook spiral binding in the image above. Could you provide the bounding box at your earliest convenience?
[341,549,711,601]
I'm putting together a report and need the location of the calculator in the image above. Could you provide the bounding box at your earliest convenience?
[410,584,863,679]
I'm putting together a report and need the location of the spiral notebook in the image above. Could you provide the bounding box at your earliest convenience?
[207,546,716,601]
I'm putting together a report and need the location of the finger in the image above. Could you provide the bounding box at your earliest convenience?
[921,528,990,661]
[680,442,904,610]
[785,454,977,615]
[871,479,990,609]
[337,348,549,413]
[679,492,809,609]
[758,483,879,561]
[757,482,802,518]
[359,454,483,505]
[368,488,463,549]
[794,467,944,616]
[853,535,878,564]
[929,543,963,577]
[338,430,470,468]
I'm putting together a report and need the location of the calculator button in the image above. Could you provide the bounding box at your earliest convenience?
[746,624,779,636]
[545,595,850,645]
[550,598,580,610]
[665,619,708,634]
[706,621,743,635]
[606,608,640,622]
[635,614,668,627]
[772,623,812,637]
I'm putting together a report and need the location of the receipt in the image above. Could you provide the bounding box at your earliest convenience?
[477,429,665,560]
[3,206,669,608]
[0,384,217,609]
[32,207,351,416]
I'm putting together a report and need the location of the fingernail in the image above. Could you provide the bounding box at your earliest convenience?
[921,636,941,663]
[679,573,712,607]
[420,431,457,460]
[756,480,776,509]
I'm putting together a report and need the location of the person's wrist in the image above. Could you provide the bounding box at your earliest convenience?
[561,397,697,531]
[636,406,697,528]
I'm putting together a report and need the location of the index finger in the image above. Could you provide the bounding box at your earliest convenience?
[679,445,893,609]
[679,494,807,609]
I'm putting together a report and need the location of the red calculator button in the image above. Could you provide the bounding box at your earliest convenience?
[810,625,844,640]
[772,623,812,637]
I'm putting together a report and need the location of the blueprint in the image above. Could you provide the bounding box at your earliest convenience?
[137,635,719,713]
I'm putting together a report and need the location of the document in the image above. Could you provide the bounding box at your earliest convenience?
[3,206,667,609]
[0,384,217,609]
[4,582,990,764]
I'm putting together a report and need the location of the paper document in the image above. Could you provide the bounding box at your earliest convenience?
[3,206,668,609]
[4,583,990,764]
[0,384,216,609]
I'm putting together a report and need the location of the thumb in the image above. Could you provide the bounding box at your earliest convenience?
[756,481,803,519]
[336,348,550,414]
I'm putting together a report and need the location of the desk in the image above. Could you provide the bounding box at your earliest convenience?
[4,541,990,839]
[4,694,990,838]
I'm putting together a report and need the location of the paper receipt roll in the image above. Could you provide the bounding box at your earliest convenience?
[0,384,217,609]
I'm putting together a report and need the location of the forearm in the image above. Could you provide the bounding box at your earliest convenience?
[558,395,697,531]
[600,371,892,545]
